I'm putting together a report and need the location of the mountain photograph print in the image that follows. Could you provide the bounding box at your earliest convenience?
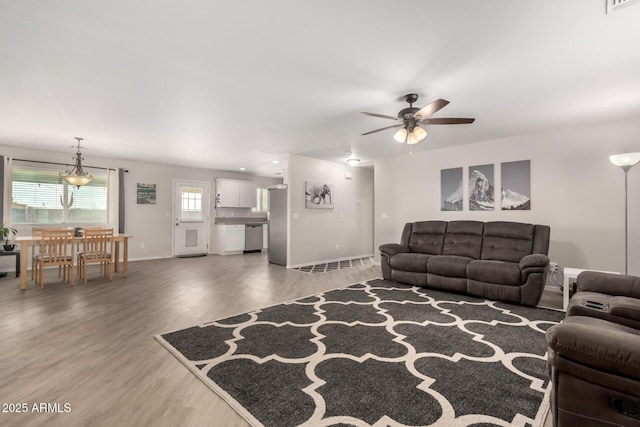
[469,164,495,211]
[501,160,531,210]
[441,167,463,211]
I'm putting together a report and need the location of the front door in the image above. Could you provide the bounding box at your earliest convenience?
[173,180,210,256]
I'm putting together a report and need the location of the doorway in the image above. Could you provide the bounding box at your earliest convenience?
[173,180,210,257]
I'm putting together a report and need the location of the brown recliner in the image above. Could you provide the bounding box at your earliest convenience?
[546,271,640,426]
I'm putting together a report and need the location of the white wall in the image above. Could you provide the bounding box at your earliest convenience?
[0,144,281,271]
[288,154,374,267]
[374,116,640,276]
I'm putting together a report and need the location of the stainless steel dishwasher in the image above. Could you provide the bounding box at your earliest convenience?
[244,224,263,253]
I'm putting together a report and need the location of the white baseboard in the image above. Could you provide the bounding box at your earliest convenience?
[128,255,174,262]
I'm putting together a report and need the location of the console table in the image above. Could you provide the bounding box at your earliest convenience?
[0,250,20,277]
[562,267,619,311]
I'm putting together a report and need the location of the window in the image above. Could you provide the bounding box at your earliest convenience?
[180,186,203,221]
[11,166,108,224]
[252,188,269,213]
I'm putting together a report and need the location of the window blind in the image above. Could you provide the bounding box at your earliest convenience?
[12,166,108,224]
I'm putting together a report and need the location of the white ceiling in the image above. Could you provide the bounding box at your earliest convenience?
[1,0,639,177]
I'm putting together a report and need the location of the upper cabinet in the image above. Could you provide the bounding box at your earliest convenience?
[215,178,257,208]
[238,181,257,207]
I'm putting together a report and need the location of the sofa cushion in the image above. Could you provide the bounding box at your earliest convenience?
[389,253,431,273]
[428,274,467,293]
[427,255,474,278]
[442,220,484,259]
[467,260,521,286]
[407,221,447,255]
[481,221,535,263]
[391,270,427,287]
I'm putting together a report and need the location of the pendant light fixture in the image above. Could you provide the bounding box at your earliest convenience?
[60,137,94,188]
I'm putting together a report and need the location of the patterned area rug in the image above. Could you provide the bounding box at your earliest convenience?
[293,257,374,273]
[156,279,564,427]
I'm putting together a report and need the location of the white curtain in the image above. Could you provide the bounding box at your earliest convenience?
[107,168,119,232]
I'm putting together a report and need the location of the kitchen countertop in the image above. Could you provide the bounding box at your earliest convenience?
[214,217,267,225]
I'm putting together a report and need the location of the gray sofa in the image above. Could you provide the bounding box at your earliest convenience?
[546,272,640,426]
[379,220,551,306]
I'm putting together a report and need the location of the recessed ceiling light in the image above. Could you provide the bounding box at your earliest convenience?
[239,167,246,171]
[272,160,279,164]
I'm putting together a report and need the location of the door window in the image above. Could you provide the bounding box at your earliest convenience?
[180,187,203,221]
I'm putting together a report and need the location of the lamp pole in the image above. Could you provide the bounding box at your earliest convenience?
[623,165,630,275]
[610,152,640,276]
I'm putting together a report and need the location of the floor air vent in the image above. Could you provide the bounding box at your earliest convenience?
[607,0,640,13]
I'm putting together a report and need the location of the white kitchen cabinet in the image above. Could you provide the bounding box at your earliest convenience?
[239,181,257,207]
[214,224,245,254]
[215,178,257,208]
[215,179,239,207]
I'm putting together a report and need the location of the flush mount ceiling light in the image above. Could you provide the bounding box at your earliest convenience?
[60,137,93,188]
[362,93,474,145]
[347,158,360,166]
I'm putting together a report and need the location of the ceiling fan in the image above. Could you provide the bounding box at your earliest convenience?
[361,93,475,144]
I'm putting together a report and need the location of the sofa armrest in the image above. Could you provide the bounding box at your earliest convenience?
[576,271,640,298]
[379,243,409,258]
[546,316,640,382]
[519,253,549,270]
[610,297,640,323]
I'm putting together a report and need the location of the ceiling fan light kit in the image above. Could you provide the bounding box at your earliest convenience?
[393,128,408,143]
[363,93,474,145]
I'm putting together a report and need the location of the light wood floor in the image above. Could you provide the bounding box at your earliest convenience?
[0,254,561,427]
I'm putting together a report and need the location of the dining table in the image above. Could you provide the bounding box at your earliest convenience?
[15,234,134,290]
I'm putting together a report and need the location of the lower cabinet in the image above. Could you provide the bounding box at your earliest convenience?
[214,225,245,254]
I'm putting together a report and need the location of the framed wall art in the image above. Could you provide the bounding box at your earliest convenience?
[441,167,463,211]
[305,181,334,209]
[468,164,494,211]
[137,183,156,204]
[501,160,531,210]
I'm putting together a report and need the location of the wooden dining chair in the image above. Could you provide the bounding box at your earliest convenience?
[34,229,75,288]
[78,228,114,283]
[31,227,64,282]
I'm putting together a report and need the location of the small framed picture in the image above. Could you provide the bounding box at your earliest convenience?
[137,183,156,204]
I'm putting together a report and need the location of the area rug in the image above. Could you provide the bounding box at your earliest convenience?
[156,279,564,427]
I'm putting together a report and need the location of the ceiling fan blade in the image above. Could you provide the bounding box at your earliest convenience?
[361,112,400,121]
[361,123,404,136]
[413,99,450,120]
[419,117,475,125]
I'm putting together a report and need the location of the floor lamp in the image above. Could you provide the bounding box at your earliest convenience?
[609,152,640,275]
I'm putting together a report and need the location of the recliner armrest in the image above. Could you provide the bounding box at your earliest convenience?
[610,297,640,323]
[379,243,409,258]
[547,316,640,382]
[576,271,640,298]
[518,253,549,270]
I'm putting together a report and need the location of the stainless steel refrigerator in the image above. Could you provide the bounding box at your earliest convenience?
[267,187,287,265]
